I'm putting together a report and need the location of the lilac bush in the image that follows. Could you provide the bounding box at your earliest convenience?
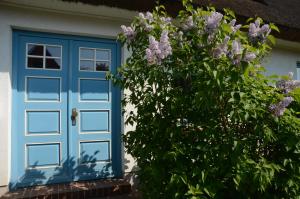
[113,0,300,198]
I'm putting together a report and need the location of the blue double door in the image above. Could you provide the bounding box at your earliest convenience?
[12,31,122,188]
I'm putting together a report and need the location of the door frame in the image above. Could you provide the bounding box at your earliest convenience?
[11,29,122,189]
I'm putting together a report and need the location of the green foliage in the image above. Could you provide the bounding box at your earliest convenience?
[111,1,300,198]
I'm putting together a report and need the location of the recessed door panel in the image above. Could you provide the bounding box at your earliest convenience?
[26,111,60,135]
[26,143,61,168]
[26,77,61,101]
[79,79,109,101]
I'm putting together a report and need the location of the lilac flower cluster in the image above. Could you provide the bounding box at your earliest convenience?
[228,40,243,65]
[269,72,300,117]
[161,17,172,24]
[232,40,243,55]
[212,36,229,58]
[121,25,135,41]
[248,19,271,43]
[182,16,194,31]
[204,12,223,34]
[159,30,172,59]
[159,16,172,29]
[243,52,256,62]
[212,37,256,65]
[269,97,294,117]
[146,30,172,65]
[138,12,154,32]
[276,76,300,94]
[139,12,154,23]
[228,19,241,33]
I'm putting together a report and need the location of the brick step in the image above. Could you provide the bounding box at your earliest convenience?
[0,179,131,199]
[89,192,141,199]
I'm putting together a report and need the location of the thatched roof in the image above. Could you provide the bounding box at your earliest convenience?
[62,0,300,42]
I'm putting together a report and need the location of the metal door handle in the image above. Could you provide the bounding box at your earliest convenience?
[71,108,78,126]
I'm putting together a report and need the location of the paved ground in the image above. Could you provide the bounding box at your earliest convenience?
[0,186,8,198]
[90,192,141,199]
[0,179,132,199]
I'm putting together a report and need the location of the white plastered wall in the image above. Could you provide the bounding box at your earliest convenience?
[0,0,137,186]
[264,40,300,79]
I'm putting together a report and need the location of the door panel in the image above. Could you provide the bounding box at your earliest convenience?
[70,41,117,180]
[14,35,69,187]
[12,31,122,188]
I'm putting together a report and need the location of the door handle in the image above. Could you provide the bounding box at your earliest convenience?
[71,108,78,126]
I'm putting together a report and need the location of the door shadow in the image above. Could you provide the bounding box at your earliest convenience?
[9,151,114,190]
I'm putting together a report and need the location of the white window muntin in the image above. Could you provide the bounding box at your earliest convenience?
[26,43,62,70]
[79,47,111,72]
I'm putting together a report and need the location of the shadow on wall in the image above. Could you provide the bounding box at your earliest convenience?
[123,157,139,192]
[9,151,114,190]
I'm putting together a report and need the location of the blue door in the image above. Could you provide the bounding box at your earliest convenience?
[11,30,122,188]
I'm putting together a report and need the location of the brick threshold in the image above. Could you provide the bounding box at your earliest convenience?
[0,179,131,199]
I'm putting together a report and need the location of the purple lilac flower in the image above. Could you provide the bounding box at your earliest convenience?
[260,24,271,35]
[138,12,153,23]
[248,19,271,43]
[249,20,260,38]
[138,12,153,22]
[121,25,135,41]
[146,31,172,65]
[161,17,172,23]
[229,40,243,65]
[229,19,236,26]
[149,35,161,53]
[212,36,229,58]
[282,96,294,107]
[138,12,154,32]
[243,52,256,62]
[159,30,172,59]
[229,19,242,33]
[275,72,300,93]
[182,16,194,30]
[269,97,293,117]
[145,12,154,22]
[232,40,243,55]
[146,48,155,64]
[138,12,145,20]
[276,79,300,94]
[223,36,230,43]
[204,12,223,34]
[160,17,172,28]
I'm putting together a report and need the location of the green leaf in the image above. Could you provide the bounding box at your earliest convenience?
[213,70,217,78]
[270,23,280,32]
[268,35,276,45]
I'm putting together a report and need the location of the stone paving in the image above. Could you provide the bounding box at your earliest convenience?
[0,179,132,199]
